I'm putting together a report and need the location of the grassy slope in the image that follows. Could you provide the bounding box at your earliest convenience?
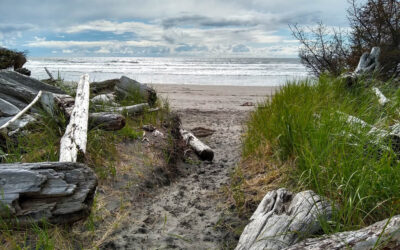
[0,83,173,249]
[233,75,400,234]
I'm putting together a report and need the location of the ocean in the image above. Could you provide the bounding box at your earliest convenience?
[25,57,308,86]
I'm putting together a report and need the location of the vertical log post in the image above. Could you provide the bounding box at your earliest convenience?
[59,74,90,162]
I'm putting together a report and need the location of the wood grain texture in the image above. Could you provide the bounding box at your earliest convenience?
[0,162,97,225]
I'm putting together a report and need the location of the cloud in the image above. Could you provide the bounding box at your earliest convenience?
[174,44,208,52]
[0,0,351,57]
[232,44,250,53]
[0,23,35,33]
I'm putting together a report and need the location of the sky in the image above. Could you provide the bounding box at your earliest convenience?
[0,0,351,58]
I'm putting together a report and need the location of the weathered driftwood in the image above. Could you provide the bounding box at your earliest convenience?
[355,47,381,75]
[40,92,75,117]
[285,214,400,249]
[90,79,119,94]
[115,76,157,105]
[105,103,149,116]
[180,128,214,161]
[0,98,20,117]
[338,112,400,153]
[44,67,54,81]
[372,87,389,106]
[59,74,90,162]
[0,92,31,110]
[0,91,42,130]
[236,188,332,250]
[342,47,381,86]
[0,70,64,102]
[91,93,116,104]
[0,162,97,225]
[89,112,126,131]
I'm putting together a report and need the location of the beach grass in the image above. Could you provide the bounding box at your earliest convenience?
[0,82,174,249]
[234,75,400,233]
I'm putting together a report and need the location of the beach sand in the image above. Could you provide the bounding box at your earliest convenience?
[103,84,277,249]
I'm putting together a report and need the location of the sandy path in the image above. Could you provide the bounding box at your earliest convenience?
[102,84,275,249]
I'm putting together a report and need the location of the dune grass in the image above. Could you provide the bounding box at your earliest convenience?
[235,75,400,233]
[0,83,172,249]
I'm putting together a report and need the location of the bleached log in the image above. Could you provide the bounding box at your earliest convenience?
[338,112,400,154]
[285,214,400,249]
[89,112,126,131]
[180,128,214,161]
[59,74,90,162]
[0,91,42,130]
[115,76,157,105]
[342,47,381,86]
[0,162,97,225]
[236,188,332,250]
[91,93,116,104]
[354,47,381,74]
[372,87,389,106]
[44,67,54,81]
[105,103,149,116]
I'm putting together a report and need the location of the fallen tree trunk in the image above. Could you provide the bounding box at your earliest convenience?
[236,188,332,250]
[372,87,389,106]
[90,79,119,94]
[180,128,214,161]
[0,70,65,102]
[115,76,157,105]
[105,103,149,116]
[285,214,400,249]
[59,74,90,162]
[0,162,97,225]
[89,112,126,131]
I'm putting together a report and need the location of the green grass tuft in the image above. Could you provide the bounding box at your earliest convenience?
[240,75,400,233]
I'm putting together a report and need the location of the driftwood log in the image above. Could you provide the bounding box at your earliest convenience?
[338,112,400,154]
[0,162,97,225]
[372,87,389,106]
[90,79,120,94]
[115,76,157,105]
[342,47,381,86]
[180,128,214,161]
[0,70,65,103]
[59,74,90,162]
[40,91,75,117]
[89,112,126,131]
[105,103,149,116]
[236,188,332,250]
[285,215,400,249]
[0,98,20,117]
[91,93,116,104]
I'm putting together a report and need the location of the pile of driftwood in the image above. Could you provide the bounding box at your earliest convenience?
[236,48,400,249]
[0,71,158,225]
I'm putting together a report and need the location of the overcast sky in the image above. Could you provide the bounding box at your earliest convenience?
[0,0,351,57]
